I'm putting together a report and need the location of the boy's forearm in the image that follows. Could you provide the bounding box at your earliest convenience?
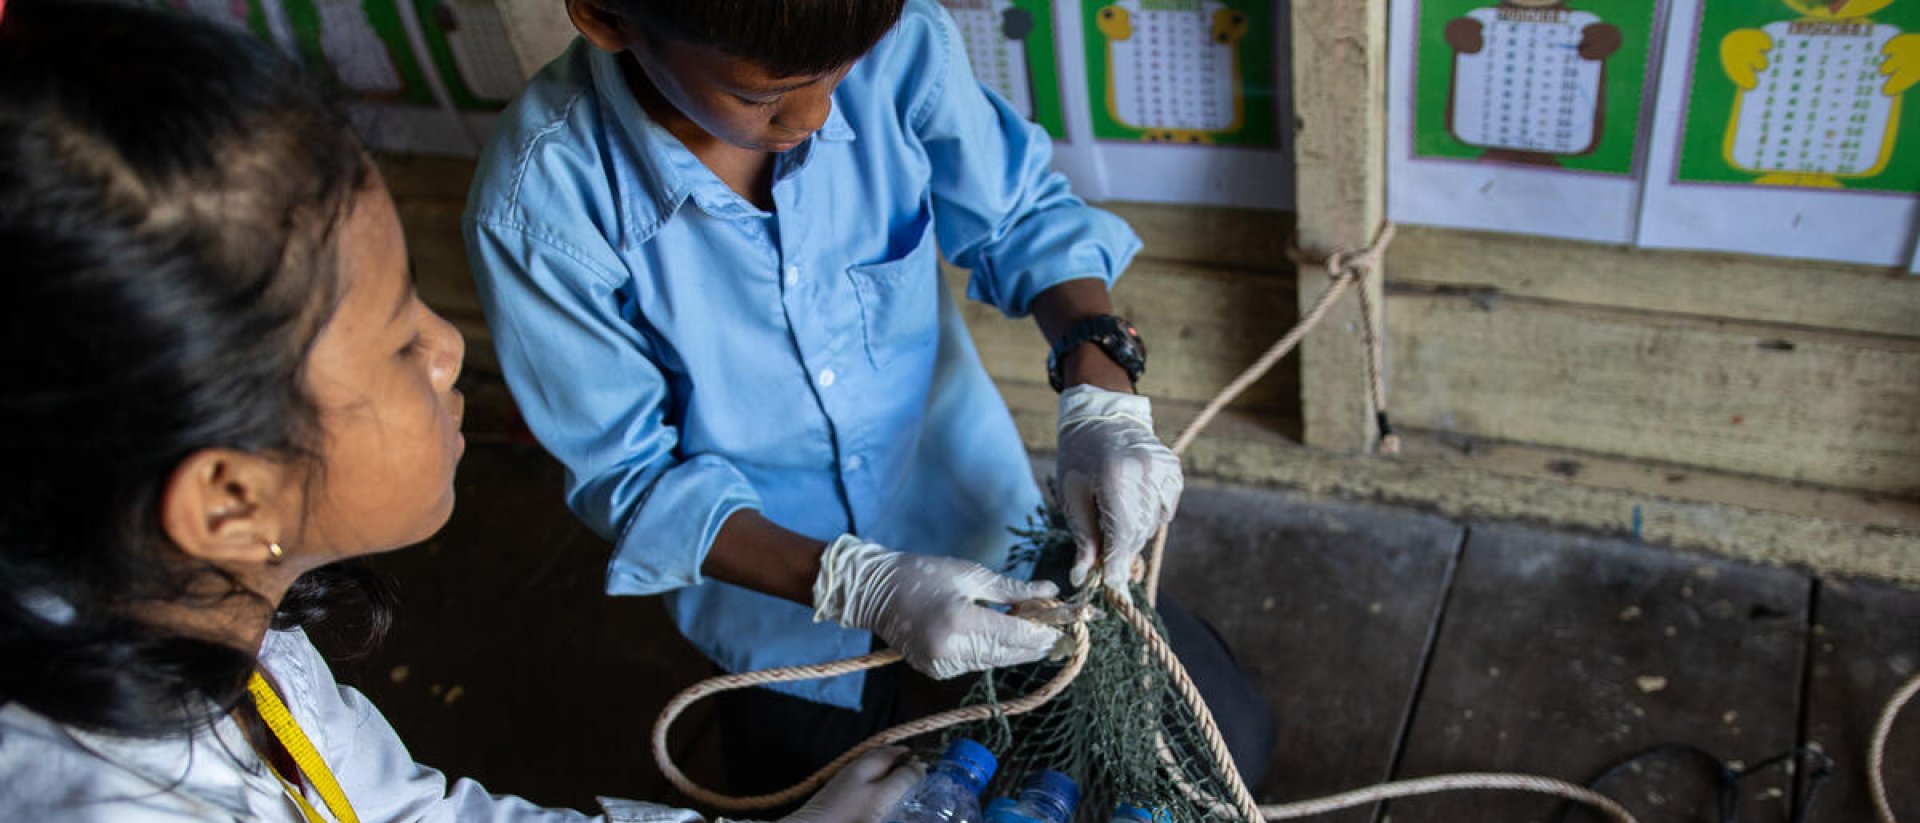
[1030,278,1134,394]
[701,510,827,606]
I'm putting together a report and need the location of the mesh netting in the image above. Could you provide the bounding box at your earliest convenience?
[925,504,1247,823]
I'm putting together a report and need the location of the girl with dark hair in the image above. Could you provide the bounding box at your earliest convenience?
[0,2,918,820]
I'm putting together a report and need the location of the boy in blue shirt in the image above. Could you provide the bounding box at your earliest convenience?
[465,0,1272,793]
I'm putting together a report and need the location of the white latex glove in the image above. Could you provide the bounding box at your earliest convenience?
[718,746,925,823]
[812,535,1063,680]
[1055,384,1184,602]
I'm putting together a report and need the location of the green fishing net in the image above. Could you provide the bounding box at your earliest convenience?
[928,503,1249,823]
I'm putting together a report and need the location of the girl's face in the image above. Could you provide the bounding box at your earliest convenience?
[291,179,466,561]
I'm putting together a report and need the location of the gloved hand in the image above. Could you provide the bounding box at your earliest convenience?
[717,746,925,823]
[812,535,1063,680]
[1055,384,1183,603]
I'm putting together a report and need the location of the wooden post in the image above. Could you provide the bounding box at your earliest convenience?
[1291,0,1390,452]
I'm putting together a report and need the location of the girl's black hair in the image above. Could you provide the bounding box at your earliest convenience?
[611,0,908,77]
[0,0,393,737]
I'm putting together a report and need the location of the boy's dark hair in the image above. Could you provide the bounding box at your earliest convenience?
[611,0,908,77]
[0,0,392,737]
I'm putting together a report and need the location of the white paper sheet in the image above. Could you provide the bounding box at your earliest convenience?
[1385,0,1664,243]
[1048,0,1295,210]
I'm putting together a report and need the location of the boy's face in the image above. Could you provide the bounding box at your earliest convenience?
[629,35,853,153]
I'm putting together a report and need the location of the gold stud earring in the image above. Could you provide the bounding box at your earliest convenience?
[264,540,285,566]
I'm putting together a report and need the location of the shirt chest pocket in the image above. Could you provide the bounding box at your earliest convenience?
[845,201,939,370]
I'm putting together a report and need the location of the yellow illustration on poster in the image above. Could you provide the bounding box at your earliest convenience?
[1084,0,1279,146]
[1713,1,1920,189]
[1638,0,1920,266]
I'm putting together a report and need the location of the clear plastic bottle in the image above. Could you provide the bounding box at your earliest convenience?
[984,770,1079,823]
[1109,804,1160,823]
[884,739,997,823]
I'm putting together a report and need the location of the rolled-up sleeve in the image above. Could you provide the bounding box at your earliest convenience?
[908,3,1142,318]
[464,219,761,596]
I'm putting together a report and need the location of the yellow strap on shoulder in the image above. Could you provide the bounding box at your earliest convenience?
[247,671,361,823]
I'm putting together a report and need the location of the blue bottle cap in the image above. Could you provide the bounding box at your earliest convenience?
[941,738,997,792]
[1025,770,1079,811]
[1111,805,1155,822]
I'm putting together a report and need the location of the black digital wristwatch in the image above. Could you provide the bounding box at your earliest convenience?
[1046,314,1147,392]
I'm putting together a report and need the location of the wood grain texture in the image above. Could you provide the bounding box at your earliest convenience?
[1388,291,1920,496]
[949,262,1300,412]
[995,381,1920,583]
[1387,226,1920,339]
[1290,0,1390,451]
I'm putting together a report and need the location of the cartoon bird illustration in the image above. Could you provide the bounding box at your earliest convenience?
[1441,0,1623,166]
[1095,0,1249,142]
[1719,0,1920,187]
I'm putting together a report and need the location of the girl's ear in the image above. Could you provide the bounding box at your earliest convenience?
[567,0,636,53]
[160,449,297,568]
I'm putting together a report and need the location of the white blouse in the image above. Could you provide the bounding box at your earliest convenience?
[0,628,702,823]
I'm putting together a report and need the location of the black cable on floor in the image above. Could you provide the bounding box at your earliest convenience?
[1547,743,1834,823]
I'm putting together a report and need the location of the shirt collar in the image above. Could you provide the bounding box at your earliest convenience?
[587,46,857,247]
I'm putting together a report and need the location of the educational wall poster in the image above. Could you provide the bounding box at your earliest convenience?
[941,0,1067,138]
[1386,0,1666,244]
[1637,0,1920,266]
[1034,0,1292,209]
[162,0,521,155]
[1082,0,1280,146]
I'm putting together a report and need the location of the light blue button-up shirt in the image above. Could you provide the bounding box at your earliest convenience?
[463,0,1140,707]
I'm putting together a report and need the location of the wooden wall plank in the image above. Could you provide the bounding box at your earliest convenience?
[1387,523,1811,823]
[1104,202,1294,271]
[1290,0,1390,452]
[949,261,1299,412]
[1388,226,1920,339]
[1388,291,1920,496]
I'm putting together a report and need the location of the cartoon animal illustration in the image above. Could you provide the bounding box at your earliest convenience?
[1442,0,1623,166]
[1719,0,1920,187]
[942,0,1041,120]
[1095,0,1249,142]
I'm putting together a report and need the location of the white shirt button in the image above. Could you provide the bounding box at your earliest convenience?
[845,455,864,471]
[817,368,837,388]
[784,265,801,286]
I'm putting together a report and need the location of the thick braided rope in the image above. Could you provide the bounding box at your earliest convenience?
[1144,223,1398,606]
[651,621,1091,812]
[1871,672,1920,823]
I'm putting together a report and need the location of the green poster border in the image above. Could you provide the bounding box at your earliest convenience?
[413,0,512,112]
[283,0,438,108]
[1673,2,1920,193]
[1081,0,1279,146]
[1016,0,1068,138]
[1409,0,1659,176]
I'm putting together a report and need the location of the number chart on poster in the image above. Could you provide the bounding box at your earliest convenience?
[1675,1,1920,192]
[1412,0,1658,174]
[940,0,1066,137]
[1638,0,1920,266]
[1387,0,1662,243]
[1082,0,1279,146]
